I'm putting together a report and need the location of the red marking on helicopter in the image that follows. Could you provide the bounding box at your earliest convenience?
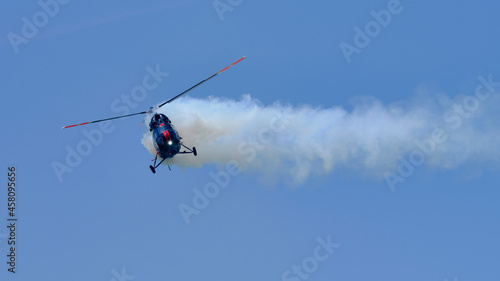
[162,130,171,141]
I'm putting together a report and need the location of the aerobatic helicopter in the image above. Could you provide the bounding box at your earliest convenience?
[62,56,246,173]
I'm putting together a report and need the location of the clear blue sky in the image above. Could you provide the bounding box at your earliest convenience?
[1,0,500,280]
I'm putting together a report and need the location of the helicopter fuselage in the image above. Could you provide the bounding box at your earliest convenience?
[149,113,181,159]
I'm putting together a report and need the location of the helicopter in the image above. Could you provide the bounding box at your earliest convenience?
[62,56,246,173]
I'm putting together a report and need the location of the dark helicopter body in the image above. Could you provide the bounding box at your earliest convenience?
[148,113,197,173]
[150,114,181,159]
[61,56,245,173]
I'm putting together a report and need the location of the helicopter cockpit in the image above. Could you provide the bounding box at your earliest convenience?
[149,113,171,130]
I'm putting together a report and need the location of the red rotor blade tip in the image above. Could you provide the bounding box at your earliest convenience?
[218,56,246,74]
[61,122,90,129]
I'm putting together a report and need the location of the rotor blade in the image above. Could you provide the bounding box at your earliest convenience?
[61,110,149,129]
[157,56,246,108]
[62,57,246,129]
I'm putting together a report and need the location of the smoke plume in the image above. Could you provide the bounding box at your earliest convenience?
[142,92,500,184]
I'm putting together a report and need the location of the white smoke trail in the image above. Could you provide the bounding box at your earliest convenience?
[141,91,500,184]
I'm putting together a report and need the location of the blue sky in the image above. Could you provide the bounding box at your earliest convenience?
[1,0,500,280]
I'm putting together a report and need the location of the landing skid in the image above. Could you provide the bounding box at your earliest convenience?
[179,144,197,156]
[149,145,198,173]
[149,155,167,174]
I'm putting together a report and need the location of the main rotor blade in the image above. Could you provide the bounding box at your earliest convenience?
[157,56,246,108]
[61,110,149,129]
[62,57,246,129]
